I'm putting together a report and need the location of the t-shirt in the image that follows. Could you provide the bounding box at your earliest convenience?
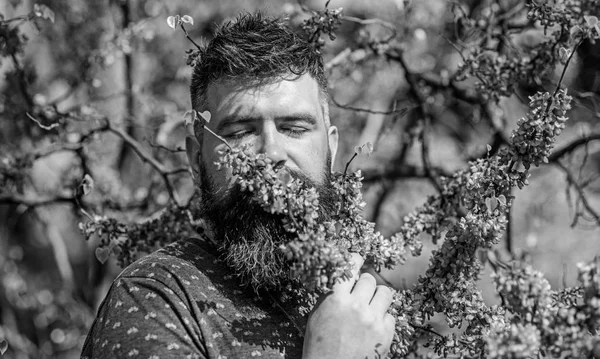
[81,238,305,358]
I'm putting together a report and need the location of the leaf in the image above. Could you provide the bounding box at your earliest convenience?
[354,145,362,155]
[80,174,94,196]
[558,47,570,63]
[584,15,598,27]
[497,194,506,206]
[280,171,292,186]
[0,339,7,355]
[485,197,498,213]
[486,144,492,152]
[33,4,55,23]
[198,110,211,123]
[569,24,582,39]
[181,15,194,25]
[95,247,110,264]
[183,110,196,126]
[512,159,526,173]
[166,15,179,29]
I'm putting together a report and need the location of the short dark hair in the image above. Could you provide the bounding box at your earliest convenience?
[190,12,328,116]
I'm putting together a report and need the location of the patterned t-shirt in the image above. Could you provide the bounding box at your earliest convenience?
[81,238,305,359]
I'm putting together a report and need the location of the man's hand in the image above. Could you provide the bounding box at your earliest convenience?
[302,253,395,359]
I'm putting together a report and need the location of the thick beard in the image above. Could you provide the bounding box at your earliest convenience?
[198,158,337,293]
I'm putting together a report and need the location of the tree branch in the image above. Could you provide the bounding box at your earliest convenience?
[362,164,452,183]
[389,50,443,193]
[554,161,600,227]
[329,94,411,115]
[105,123,188,206]
[549,133,600,162]
[0,194,76,207]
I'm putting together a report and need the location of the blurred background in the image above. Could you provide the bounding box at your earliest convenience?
[0,0,599,357]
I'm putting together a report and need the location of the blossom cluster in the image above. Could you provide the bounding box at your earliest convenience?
[454,0,599,102]
[74,2,600,357]
[300,5,343,49]
[455,48,529,101]
[214,144,437,291]
[80,204,198,267]
[209,83,600,358]
[487,261,600,358]
[215,146,354,290]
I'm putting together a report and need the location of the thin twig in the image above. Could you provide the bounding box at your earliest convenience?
[330,95,411,115]
[201,122,232,149]
[10,53,34,108]
[362,164,453,183]
[343,153,358,177]
[105,123,188,206]
[554,39,583,97]
[146,138,185,153]
[0,194,76,206]
[554,161,600,227]
[26,112,60,130]
[343,15,397,42]
[549,133,600,161]
[180,24,202,50]
[391,50,443,192]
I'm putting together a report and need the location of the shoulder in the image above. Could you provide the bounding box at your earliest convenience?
[118,239,216,284]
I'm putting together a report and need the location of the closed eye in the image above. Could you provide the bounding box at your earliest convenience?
[224,129,254,140]
[280,126,309,138]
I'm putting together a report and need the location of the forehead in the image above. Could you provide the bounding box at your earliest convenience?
[205,74,324,127]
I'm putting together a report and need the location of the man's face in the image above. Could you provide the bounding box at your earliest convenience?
[190,74,339,291]
[200,74,338,191]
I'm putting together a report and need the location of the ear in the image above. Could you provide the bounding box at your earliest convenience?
[327,125,339,171]
[186,135,202,181]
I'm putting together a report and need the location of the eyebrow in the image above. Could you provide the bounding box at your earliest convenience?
[216,113,318,133]
[276,114,318,126]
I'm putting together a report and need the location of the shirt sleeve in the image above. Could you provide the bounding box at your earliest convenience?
[81,276,208,359]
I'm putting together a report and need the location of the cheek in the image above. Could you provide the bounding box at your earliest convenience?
[294,144,328,181]
[200,148,235,191]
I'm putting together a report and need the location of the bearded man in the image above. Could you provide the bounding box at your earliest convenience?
[82,12,395,359]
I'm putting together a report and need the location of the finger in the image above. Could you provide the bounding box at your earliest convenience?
[369,285,394,315]
[373,314,396,358]
[334,252,364,293]
[351,273,377,303]
[383,313,396,345]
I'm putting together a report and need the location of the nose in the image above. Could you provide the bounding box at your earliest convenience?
[259,127,287,170]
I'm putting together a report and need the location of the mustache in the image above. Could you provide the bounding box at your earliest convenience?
[202,164,336,220]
